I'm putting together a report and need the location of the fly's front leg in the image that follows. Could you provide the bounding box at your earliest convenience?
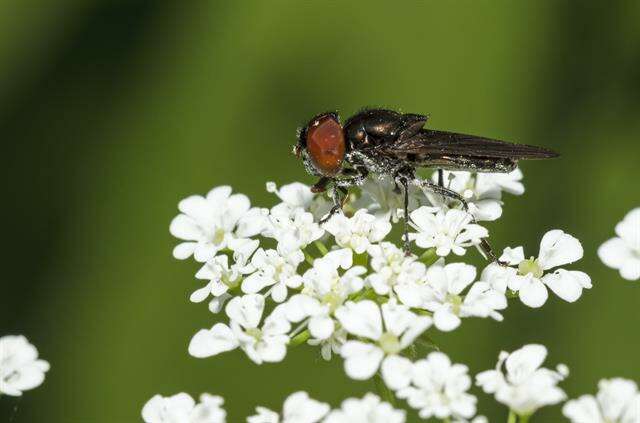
[411,177,500,263]
[437,169,444,187]
[319,184,343,224]
[319,168,369,224]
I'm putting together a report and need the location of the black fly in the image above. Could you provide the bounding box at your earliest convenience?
[293,108,559,260]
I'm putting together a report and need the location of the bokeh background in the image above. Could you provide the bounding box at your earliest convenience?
[2,1,639,421]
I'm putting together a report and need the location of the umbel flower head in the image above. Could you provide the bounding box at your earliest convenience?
[167,171,606,420]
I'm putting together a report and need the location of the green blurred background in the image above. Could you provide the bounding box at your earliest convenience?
[2,1,639,421]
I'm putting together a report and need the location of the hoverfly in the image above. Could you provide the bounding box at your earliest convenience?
[293,108,559,260]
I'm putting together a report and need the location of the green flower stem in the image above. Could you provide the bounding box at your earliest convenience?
[303,250,315,266]
[314,241,329,256]
[353,252,369,267]
[290,329,310,347]
[520,414,531,423]
[507,410,517,423]
[419,248,439,266]
[348,287,378,302]
[373,373,396,406]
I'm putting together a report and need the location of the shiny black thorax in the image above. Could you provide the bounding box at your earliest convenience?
[343,109,426,151]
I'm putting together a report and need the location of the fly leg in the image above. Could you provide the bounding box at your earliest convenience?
[318,168,369,224]
[437,169,444,187]
[399,176,411,255]
[319,184,344,224]
[411,178,500,262]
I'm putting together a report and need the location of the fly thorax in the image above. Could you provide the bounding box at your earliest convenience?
[518,257,544,279]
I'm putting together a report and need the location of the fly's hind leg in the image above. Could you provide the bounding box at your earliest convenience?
[393,168,414,255]
[410,178,500,262]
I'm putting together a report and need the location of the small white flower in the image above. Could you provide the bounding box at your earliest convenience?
[247,391,330,423]
[475,168,525,196]
[397,352,476,420]
[0,335,50,396]
[366,242,427,299]
[266,181,332,220]
[142,392,226,423]
[323,393,405,423]
[282,249,366,345]
[356,175,425,223]
[417,261,507,331]
[335,299,432,389]
[476,344,568,416]
[307,327,347,361]
[496,230,591,307]
[598,208,640,281]
[264,207,324,256]
[300,248,366,315]
[191,251,254,310]
[242,248,304,302]
[323,209,392,254]
[563,378,639,423]
[408,207,488,257]
[428,170,520,221]
[170,186,259,262]
[189,294,290,364]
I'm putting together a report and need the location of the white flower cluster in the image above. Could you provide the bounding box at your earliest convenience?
[164,169,624,422]
[142,391,405,423]
[0,335,49,397]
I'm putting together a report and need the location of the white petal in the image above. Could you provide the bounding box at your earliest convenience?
[284,294,322,322]
[499,246,525,266]
[381,355,413,390]
[172,242,196,260]
[188,324,238,358]
[519,277,549,308]
[282,391,330,423]
[433,307,461,331]
[620,257,640,281]
[335,300,383,341]
[225,294,264,328]
[542,270,585,303]
[190,284,211,303]
[616,208,640,250]
[562,395,601,423]
[170,214,203,241]
[538,229,583,269]
[598,237,633,269]
[505,344,547,383]
[340,341,385,380]
[309,316,334,340]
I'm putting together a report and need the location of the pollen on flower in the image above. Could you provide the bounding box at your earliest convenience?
[518,257,544,278]
[378,332,402,354]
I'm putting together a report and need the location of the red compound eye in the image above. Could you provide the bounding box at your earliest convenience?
[306,115,345,177]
